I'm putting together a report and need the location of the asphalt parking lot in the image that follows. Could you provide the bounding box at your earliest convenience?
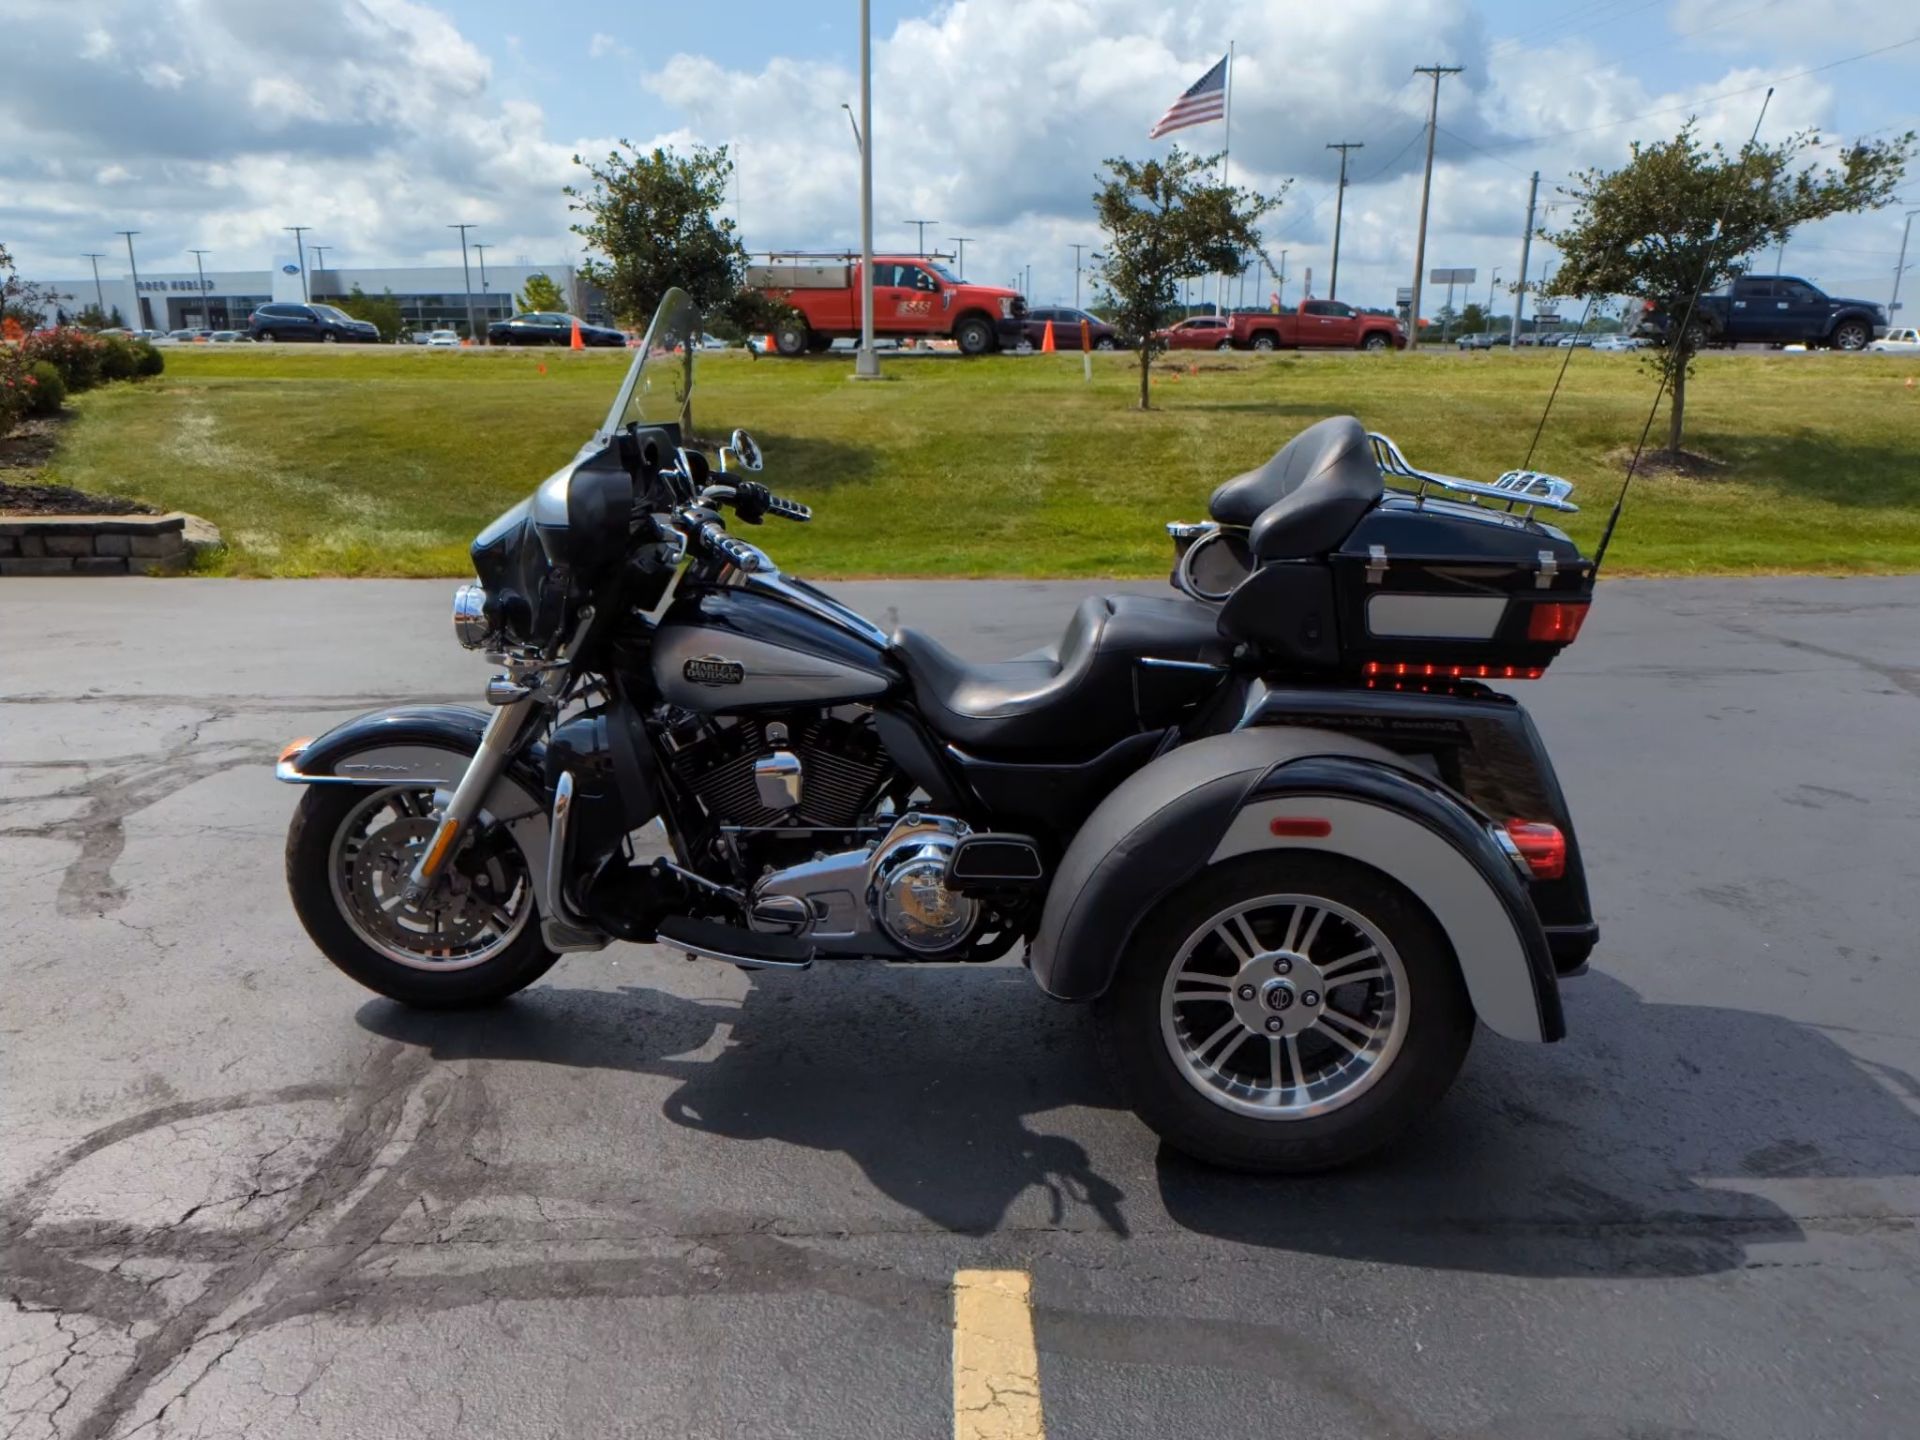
[4,575,1917,1440]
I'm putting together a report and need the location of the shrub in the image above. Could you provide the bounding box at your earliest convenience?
[97,334,138,382]
[0,349,29,436]
[26,360,65,416]
[22,327,105,392]
[132,339,165,378]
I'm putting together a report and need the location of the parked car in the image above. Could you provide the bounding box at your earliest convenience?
[167,327,214,343]
[208,330,250,343]
[1021,307,1121,350]
[747,255,1025,355]
[1455,331,1510,350]
[1866,326,1920,354]
[248,302,381,344]
[486,311,626,347]
[1589,335,1643,352]
[1168,301,1405,352]
[1634,274,1888,350]
[426,330,462,348]
[1155,315,1235,350]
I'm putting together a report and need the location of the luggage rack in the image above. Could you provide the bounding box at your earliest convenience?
[1369,432,1579,515]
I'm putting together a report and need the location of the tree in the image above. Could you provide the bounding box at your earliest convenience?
[76,303,110,330]
[517,272,568,314]
[1092,150,1282,409]
[1543,121,1911,455]
[0,243,55,334]
[334,285,405,342]
[566,142,748,329]
[1459,302,1488,335]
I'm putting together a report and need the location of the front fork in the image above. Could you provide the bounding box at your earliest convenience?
[402,692,539,902]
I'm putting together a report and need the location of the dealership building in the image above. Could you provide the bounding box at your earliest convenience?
[28,259,598,335]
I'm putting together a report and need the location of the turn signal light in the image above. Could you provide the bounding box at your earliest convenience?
[1363,661,1545,680]
[1526,601,1590,644]
[1504,820,1567,880]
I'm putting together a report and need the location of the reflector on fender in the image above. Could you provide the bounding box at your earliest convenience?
[1269,817,1332,838]
[278,737,312,765]
[1504,820,1567,880]
[1526,601,1590,644]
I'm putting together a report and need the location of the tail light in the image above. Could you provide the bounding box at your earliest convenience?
[1526,601,1589,644]
[1504,820,1567,880]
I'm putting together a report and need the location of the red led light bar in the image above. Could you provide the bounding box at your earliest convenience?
[1363,661,1545,680]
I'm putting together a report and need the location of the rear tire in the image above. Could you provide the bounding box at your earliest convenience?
[1095,852,1474,1173]
[286,785,559,1009]
[774,321,810,357]
[1251,334,1276,352]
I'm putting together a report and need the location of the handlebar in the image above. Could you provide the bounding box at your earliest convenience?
[693,519,765,573]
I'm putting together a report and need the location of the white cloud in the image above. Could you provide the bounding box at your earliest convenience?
[588,32,629,61]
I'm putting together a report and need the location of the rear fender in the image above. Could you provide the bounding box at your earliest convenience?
[1028,728,1562,1042]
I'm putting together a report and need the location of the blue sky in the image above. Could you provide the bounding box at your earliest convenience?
[6,0,1915,314]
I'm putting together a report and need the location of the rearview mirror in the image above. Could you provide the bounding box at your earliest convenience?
[725,428,764,473]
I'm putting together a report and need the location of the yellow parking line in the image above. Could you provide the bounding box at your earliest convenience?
[952,1268,1046,1439]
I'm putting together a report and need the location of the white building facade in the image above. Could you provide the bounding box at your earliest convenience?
[28,261,597,336]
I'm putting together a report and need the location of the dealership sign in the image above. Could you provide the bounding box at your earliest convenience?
[138,279,215,292]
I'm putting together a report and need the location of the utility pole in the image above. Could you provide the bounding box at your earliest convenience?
[81,254,107,318]
[1407,64,1462,350]
[948,237,975,277]
[1511,170,1539,346]
[1070,243,1094,308]
[1486,267,1500,330]
[1278,249,1289,309]
[903,219,939,255]
[1326,141,1363,300]
[448,224,479,342]
[188,249,211,327]
[116,231,144,329]
[1893,208,1920,316]
[854,0,879,379]
[283,226,311,301]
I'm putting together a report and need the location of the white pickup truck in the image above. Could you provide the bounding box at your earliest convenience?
[1865,326,1919,354]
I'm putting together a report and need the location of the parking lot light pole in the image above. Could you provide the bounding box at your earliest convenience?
[449,224,479,343]
[283,226,311,302]
[474,244,492,333]
[1893,209,1920,317]
[948,236,975,277]
[1487,267,1501,327]
[188,249,211,328]
[116,231,144,329]
[81,253,107,319]
[853,0,880,380]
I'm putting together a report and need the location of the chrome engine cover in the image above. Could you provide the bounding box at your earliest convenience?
[867,814,977,955]
[745,813,977,956]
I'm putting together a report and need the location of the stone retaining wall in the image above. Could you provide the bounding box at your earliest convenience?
[0,514,210,575]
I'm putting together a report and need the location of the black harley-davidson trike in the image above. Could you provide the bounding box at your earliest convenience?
[278,289,1599,1172]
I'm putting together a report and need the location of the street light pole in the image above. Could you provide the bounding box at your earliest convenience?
[283,226,311,301]
[474,243,491,325]
[948,237,976,277]
[1070,243,1093,308]
[116,231,144,329]
[188,249,211,327]
[81,254,107,319]
[853,0,879,379]
[448,224,479,343]
[902,219,939,255]
[310,245,329,278]
[1893,208,1920,317]
[1486,267,1500,325]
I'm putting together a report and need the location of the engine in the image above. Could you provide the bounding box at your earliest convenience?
[660,711,895,832]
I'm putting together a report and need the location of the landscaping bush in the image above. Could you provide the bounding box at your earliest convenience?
[26,360,65,416]
[0,348,29,435]
[96,333,138,382]
[21,327,106,393]
[132,339,165,378]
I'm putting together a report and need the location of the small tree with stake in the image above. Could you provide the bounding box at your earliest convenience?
[516,272,569,314]
[1092,150,1281,410]
[1542,121,1911,458]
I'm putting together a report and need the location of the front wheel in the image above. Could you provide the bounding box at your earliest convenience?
[954,316,996,355]
[1095,852,1473,1173]
[286,784,558,1008]
[1095,336,1116,351]
[1361,333,1390,351]
[1830,320,1870,351]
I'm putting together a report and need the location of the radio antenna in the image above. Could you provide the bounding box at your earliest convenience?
[1522,292,1598,471]
[1593,88,1776,570]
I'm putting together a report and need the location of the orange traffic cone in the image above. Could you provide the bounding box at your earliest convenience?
[765,334,777,353]
[1041,320,1055,353]
[569,316,585,351]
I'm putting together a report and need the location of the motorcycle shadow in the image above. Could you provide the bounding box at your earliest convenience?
[359,964,1917,1278]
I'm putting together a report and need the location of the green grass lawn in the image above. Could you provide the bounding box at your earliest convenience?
[39,343,1920,577]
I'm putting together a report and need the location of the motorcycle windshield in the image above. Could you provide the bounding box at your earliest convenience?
[598,288,700,441]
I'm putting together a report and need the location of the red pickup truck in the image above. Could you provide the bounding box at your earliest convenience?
[1156,301,1405,352]
[747,256,1026,356]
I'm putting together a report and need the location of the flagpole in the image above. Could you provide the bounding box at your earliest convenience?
[1220,41,1233,315]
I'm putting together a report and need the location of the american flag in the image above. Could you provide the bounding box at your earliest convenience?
[1148,55,1228,139]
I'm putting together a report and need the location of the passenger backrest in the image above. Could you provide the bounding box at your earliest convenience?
[1207,416,1384,561]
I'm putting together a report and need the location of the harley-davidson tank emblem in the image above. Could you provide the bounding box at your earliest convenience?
[683,655,746,686]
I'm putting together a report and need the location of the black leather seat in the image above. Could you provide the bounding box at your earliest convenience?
[1207,415,1383,559]
[891,595,1229,754]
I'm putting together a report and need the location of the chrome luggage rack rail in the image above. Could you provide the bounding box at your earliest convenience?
[1369,432,1579,515]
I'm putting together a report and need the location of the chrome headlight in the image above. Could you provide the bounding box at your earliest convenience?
[451,583,492,649]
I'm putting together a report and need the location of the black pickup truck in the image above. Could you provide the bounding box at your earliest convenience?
[1633,274,1888,351]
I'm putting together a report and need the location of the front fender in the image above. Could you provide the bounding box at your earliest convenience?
[277,704,552,881]
[1029,729,1563,1043]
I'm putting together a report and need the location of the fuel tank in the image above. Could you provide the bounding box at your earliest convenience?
[651,585,899,711]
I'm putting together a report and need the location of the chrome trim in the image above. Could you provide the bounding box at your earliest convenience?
[485,675,533,706]
[1166,520,1212,540]
[674,935,813,971]
[1174,526,1247,603]
[1137,657,1229,674]
[543,770,586,930]
[1369,431,1579,515]
[1535,549,1559,589]
[451,584,492,649]
[754,750,804,810]
[1366,544,1389,585]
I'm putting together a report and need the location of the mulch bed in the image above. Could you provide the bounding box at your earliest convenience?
[0,415,160,515]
